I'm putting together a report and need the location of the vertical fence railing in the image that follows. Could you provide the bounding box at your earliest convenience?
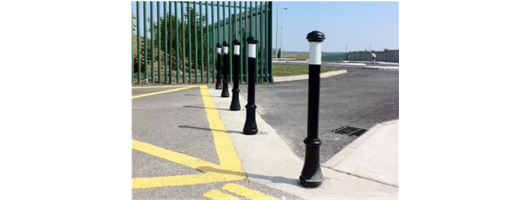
[163,2,167,84]
[168,2,173,84]
[131,4,135,85]
[157,2,161,83]
[135,1,140,84]
[238,1,241,83]
[132,1,273,85]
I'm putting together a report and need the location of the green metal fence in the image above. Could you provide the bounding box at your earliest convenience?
[321,52,348,62]
[132,1,273,85]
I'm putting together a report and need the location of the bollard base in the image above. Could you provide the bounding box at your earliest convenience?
[299,169,323,188]
[243,127,258,135]
[221,89,230,97]
[230,102,241,110]
[300,163,323,188]
[215,81,222,90]
[230,89,241,110]
[243,104,258,135]
[300,138,323,188]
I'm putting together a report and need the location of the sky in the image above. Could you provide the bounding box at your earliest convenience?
[132,1,398,53]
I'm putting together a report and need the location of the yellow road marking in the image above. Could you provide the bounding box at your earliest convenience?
[222,183,276,200]
[132,85,186,89]
[203,190,239,200]
[132,140,219,170]
[133,173,240,189]
[132,85,246,189]
[132,86,197,99]
[199,85,245,174]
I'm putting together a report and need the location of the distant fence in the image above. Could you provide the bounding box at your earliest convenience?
[348,49,399,63]
[321,52,348,62]
[132,1,273,85]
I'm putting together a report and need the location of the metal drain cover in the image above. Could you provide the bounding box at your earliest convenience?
[332,126,367,137]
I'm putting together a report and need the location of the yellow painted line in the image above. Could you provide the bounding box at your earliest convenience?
[133,173,243,189]
[222,183,276,200]
[132,86,198,99]
[199,85,245,175]
[132,140,219,170]
[132,85,246,189]
[132,85,186,89]
[203,190,239,200]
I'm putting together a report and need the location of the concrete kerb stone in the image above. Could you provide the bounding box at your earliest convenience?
[360,66,399,71]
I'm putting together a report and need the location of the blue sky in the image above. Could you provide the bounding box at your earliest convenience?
[132,1,398,52]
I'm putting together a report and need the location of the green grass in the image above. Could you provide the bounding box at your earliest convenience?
[273,65,339,77]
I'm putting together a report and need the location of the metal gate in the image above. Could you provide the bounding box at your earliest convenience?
[132,1,273,85]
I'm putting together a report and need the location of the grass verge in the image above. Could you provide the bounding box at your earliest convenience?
[273,65,339,77]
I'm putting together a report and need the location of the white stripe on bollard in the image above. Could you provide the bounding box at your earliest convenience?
[249,44,256,58]
[223,46,229,54]
[309,42,322,65]
[234,45,240,55]
[217,48,221,54]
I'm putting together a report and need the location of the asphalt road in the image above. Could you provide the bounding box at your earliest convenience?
[239,66,399,163]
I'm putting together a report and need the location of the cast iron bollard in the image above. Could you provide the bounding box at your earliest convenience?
[221,41,230,97]
[230,39,241,110]
[215,43,222,89]
[299,30,325,188]
[243,36,258,135]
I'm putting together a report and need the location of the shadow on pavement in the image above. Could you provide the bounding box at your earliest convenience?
[183,105,232,111]
[179,125,242,134]
[197,166,304,188]
[184,94,224,98]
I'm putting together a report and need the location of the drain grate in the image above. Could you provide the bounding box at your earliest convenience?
[332,126,367,137]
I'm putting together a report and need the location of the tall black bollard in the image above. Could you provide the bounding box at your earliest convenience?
[230,39,241,110]
[215,43,222,89]
[300,30,326,188]
[221,41,230,97]
[243,36,258,135]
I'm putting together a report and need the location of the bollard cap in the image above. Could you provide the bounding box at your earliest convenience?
[223,41,229,46]
[217,43,221,48]
[233,39,240,45]
[247,36,258,44]
[306,31,326,42]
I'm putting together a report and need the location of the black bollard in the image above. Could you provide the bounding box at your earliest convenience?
[230,39,241,110]
[300,30,326,188]
[221,41,230,97]
[215,43,222,89]
[243,36,258,135]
